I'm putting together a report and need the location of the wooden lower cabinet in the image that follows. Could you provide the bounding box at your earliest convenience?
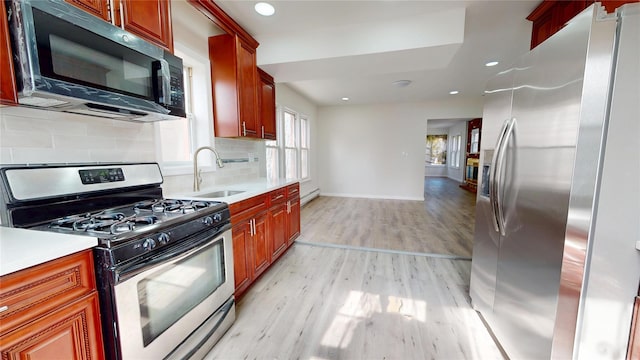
[231,221,252,295]
[251,211,270,279]
[0,250,104,360]
[0,293,103,360]
[270,201,288,261]
[230,184,300,299]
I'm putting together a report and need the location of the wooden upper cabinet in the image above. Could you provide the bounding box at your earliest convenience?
[527,0,638,49]
[64,0,174,52]
[258,68,277,140]
[116,0,174,52]
[0,0,17,105]
[65,0,111,22]
[209,33,261,139]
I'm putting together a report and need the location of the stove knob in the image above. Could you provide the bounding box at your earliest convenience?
[143,238,157,251]
[158,233,170,245]
[203,216,214,226]
[213,213,223,223]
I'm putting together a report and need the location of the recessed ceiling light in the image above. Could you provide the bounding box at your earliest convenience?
[392,80,412,88]
[341,97,350,101]
[485,61,499,67]
[449,90,459,95]
[255,2,275,16]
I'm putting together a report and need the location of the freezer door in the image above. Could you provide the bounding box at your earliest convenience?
[469,68,514,317]
[489,6,616,360]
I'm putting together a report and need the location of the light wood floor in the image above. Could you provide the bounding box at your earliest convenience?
[298,177,477,257]
[204,243,504,360]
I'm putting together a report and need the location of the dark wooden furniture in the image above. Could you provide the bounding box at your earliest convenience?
[258,68,277,140]
[65,0,174,52]
[208,34,260,139]
[460,118,482,193]
[527,0,638,49]
[0,0,17,105]
[0,250,105,360]
[229,184,301,299]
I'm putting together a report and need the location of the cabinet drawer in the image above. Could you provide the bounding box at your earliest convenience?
[229,194,267,215]
[287,183,299,199]
[0,250,96,335]
[269,188,287,205]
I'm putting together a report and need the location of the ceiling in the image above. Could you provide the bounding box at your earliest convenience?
[214,0,540,107]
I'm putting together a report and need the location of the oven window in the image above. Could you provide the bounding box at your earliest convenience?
[138,240,225,346]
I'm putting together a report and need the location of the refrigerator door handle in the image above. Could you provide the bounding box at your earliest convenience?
[490,118,512,234]
[494,118,516,236]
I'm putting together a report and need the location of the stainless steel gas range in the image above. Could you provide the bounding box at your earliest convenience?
[0,163,235,360]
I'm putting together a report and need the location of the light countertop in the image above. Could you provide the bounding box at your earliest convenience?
[166,178,299,204]
[0,227,98,277]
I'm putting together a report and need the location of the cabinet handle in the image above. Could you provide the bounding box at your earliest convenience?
[119,1,125,30]
[0,305,8,313]
[242,122,247,137]
[262,125,265,138]
[287,201,291,214]
[273,194,284,201]
[250,219,255,236]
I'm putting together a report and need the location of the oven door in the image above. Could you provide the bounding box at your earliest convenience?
[112,226,234,360]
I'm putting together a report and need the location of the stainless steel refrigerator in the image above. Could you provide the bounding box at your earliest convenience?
[469,3,640,360]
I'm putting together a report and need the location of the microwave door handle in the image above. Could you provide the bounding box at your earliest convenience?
[490,119,510,234]
[153,59,172,106]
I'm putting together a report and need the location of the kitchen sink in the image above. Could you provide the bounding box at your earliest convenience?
[195,190,245,198]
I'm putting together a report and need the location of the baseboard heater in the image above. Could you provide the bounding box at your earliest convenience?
[301,188,320,206]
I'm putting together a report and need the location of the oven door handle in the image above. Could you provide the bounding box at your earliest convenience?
[115,223,231,284]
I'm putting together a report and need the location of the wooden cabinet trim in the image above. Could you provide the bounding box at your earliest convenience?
[0,293,104,360]
[187,0,259,49]
[0,250,95,335]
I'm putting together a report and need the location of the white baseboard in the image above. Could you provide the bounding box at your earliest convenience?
[300,188,320,206]
[319,192,424,201]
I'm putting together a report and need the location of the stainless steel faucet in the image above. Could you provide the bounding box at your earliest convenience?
[193,146,224,192]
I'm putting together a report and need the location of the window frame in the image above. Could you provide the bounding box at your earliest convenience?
[267,105,311,182]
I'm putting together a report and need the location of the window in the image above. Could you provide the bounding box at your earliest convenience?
[470,128,480,154]
[155,46,214,173]
[266,107,310,181]
[450,135,461,168]
[157,66,194,164]
[284,110,298,179]
[426,135,447,165]
[300,117,309,179]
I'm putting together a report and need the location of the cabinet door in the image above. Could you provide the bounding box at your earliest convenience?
[258,68,277,140]
[65,0,111,22]
[116,0,173,52]
[252,211,270,278]
[287,197,301,246]
[0,293,104,360]
[270,202,287,260]
[237,38,259,137]
[0,0,17,105]
[232,222,252,297]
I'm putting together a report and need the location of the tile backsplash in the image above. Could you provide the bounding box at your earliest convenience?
[0,107,156,163]
[0,107,266,195]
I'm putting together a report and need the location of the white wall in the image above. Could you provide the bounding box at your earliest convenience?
[317,97,482,200]
[275,84,319,200]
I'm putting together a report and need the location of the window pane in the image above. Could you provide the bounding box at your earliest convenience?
[285,148,297,179]
[284,112,296,148]
[300,118,308,148]
[266,147,279,180]
[159,117,191,162]
[301,149,308,179]
[426,135,447,165]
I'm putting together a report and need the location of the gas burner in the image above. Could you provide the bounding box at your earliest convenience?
[49,212,159,235]
[134,199,218,214]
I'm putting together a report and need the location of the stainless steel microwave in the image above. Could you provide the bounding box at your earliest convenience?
[6,0,186,121]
